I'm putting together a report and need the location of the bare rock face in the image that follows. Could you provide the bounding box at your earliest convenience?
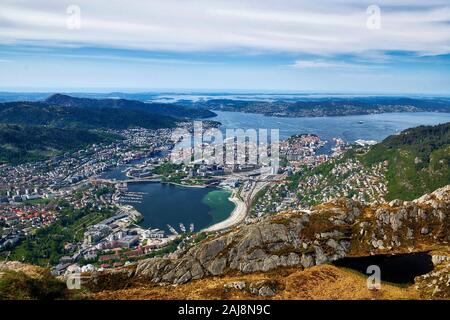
[114,185,450,285]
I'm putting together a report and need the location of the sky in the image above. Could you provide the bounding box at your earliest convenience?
[0,0,450,94]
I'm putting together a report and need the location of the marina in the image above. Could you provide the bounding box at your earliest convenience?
[118,191,147,204]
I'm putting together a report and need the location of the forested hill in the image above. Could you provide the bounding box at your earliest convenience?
[0,93,217,130]
[0,101,177,130]
[45,94,216,119]
[361,122,450,200]
[0,124,120,165]
[0,94,217,164]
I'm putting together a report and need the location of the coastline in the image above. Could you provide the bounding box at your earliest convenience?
[202,190,247,232]
[163,181,207,188]
[110,165,245,232]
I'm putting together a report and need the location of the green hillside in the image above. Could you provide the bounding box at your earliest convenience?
[0,102,178,130]
[0,124,120,165]
[45,93,216,119]
[289,122,450,205]
[361,122,450,200]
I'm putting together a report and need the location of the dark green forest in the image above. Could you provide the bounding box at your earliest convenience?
[0,124,120,164]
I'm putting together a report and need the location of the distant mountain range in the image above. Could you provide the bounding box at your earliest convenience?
[45,94,216,119]
[0,94,215,130]
[193,96,450,117]
[1,92,449,118]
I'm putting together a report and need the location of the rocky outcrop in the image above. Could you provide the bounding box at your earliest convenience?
[415,251,450,299]
[98,185,450,286]
[223,280,278,297]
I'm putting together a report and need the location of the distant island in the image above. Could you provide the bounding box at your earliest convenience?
[188,96,450,117]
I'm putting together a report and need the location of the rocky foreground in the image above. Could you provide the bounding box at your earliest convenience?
[86,185,450,299]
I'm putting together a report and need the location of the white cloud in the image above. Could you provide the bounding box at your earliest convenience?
[291,59,383,71]
[0,0,449,56]
[292,60,348,69]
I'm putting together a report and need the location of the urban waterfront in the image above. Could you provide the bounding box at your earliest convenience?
[129,183,234,233]
[98,111,450,232]
[100,163,236,233]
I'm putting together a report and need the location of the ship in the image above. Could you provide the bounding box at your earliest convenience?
[167,224,178,235]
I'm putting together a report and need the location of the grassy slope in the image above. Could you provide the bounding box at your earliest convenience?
[0,262,419,300]
[90,265,419,300]
[0,267,68,300]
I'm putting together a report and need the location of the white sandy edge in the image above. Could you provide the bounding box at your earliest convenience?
[202,192,247,232]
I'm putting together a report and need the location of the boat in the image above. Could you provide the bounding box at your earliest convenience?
[189,223,194,233]
[167,224,179,235]
[179,223,186,233]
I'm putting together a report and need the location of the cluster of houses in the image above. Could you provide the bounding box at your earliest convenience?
[0,205,58,250]
[250,135,354,216]
[296,157,388,207]
[280,134,326,160]
[0,127,176,254]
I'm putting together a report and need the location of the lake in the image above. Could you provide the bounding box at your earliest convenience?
[333,252,434,284]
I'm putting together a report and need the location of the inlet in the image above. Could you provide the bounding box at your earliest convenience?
[332,252,434,284]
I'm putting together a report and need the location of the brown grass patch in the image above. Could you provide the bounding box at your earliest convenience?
[89,265,420,300]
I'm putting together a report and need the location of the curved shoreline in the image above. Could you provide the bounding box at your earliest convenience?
[163,181,207,188]
[202,190,247,232]
[111,169,246,232]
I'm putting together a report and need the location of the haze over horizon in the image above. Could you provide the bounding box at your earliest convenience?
[1,0,450,94]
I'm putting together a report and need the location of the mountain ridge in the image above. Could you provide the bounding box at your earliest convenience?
[0,93,216,130]
[0,101,177,130]
[45,93,216,119]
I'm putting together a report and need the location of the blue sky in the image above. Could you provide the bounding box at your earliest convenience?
[1,0,450,94]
